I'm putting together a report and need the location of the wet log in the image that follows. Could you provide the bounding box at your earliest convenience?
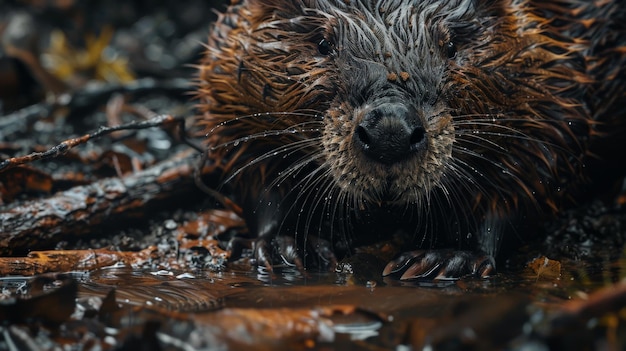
[0,151,200,255]
[0,247,158,276]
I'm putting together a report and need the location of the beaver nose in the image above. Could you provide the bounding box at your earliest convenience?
[354,103,426,164]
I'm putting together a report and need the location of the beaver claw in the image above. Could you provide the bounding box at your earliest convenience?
[228,235,337,272]
[252,236,304,271]
[255,235,338,272]
[382,250,495,280]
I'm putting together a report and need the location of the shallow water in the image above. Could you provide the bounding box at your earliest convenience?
[1,247,625,350]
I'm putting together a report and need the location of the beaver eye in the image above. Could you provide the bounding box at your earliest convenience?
[445,41,457,59]
[318,38,333,55]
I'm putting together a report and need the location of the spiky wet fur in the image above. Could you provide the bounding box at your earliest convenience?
[196,0,626,260]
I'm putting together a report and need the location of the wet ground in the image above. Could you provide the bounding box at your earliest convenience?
[1,249,625,350]
[1,1,626,350]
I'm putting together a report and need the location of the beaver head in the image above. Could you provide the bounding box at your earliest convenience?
[197,0,592,218]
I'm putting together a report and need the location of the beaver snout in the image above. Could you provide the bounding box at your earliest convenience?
[354,102,427,165]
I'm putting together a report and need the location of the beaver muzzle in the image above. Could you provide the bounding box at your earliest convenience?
[353,101,427,165]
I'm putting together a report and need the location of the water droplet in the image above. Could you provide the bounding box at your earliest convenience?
[164,219,177,230]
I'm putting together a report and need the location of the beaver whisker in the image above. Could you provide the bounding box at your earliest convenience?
[453,118,575,149]
[456,130,556,148]
[453,117,571,128]
[442,162,490,209]
[208,118,324,140]
[416,189,444,249]
[327,188,349,251]
[337,181,367,247]
[448,148,540,212]
[429,173,468,223]
[438,164,494,233]
[441,160,484,198]
[209,126,323,151]
[264,150,327,193]
[223,138,324,186]
[453,133,563,167]
[307,179,354,258]
[225,138,320,169]
[251,157,332,245]
[206,111,324,136]
[403,187,427,245]
[451,145,523,183]
[304,174,338,241]
[451,115,573,124]
[455,133,510,153]
[271,151,328,192]
[275,163,335,240]
[456,130,583,166]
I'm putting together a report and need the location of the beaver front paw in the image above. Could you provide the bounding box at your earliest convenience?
[255,235,338,272]
[251,235,302,271]
[228,235,338,272]
[382,250,495,280]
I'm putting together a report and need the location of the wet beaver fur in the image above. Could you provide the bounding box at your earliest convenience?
[196,0,626,279]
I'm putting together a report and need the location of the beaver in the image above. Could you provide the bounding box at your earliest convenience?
[196,0,626,279]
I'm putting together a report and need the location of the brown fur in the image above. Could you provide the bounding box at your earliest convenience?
[196,0,626,268]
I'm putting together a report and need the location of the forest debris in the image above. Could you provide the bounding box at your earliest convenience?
[0,77,190,144]
[410,294,530,350]
[0,247,159,275]
[560,281,626,320]
[0,165,53,203]
[0,151,199,255]
[0,274,77,327]
[0,207,241,275]
[526,256,562,280]
[178,209,246,240]
[532,282,626,350]
[0,114,188,173]
[191,305,378,350]
[44,26,135,85]
[1,11,68,95]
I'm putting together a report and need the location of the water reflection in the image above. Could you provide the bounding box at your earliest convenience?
[1,256,625,349]
[256,264,303,285]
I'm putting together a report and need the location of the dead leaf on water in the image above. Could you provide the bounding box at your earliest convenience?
[526,256,562,280]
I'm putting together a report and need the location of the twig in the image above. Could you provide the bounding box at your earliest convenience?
[0,114,202,173]
[0,77,190,139]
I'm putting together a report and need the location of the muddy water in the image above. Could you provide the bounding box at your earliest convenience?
[1,234,625,349]
[50,253,622,350]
